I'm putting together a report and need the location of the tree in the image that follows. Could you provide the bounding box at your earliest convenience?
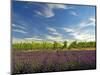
[68,41,77,49]
[62,41,67,49]
[53,41,58,49]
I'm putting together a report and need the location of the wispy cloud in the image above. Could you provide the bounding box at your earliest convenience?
[88,17,95,26]
[62,17,95,41]
[12,24,16,27]
[12,23,28,34]
[12,24,26,30]
[47,27,56,32]
[24,37,43,41]
[35,4,72,18]
[46,35,63,41]
[89,17,95,22]
[70,31,95,41]
[80,17,95,27]
[47,27,61,36]
[12,37,24,43]
[13,36,43,43]
[51,32,61,36]
[70,11,78,16]
[35,8,54,18]
[47,4,68,9]
[13,29,27,34]
[46,27,63,41]
[63,27,74,32]
[63,27,95,41]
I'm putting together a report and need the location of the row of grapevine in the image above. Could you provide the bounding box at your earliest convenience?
[12,41,96,51]
[68,41,96,49]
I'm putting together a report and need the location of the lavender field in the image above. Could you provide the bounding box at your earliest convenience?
[12,50,96,74]
[12,1,96,74]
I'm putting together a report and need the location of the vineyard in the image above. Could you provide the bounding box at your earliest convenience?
[12,41,96,51]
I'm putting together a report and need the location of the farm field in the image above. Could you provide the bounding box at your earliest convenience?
[12,1,96,74]
[12,50,96,74]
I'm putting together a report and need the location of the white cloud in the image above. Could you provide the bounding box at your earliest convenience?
[63,28,74,32]
[51,32,61,36]
[12,23,27,34]
[35,4,72,18]
[47,27,61,36]
[12,37,24,43]
[46,27,63,41]
[62,17,95,41]
[12,24,26,30]
[89,17,95,22]
[24,35,43,41]
[35,8,54,18]
[12,37,43,43]
[46,35,63,41]
[13,29,27,34]
[88,17,95,26]
[47,4,67,9]
[47,27,57,32]
[24,37,43,41]
[70,31,95,41]
[70,11,78,16]
[12,24,16,27]
[80,17,95,27]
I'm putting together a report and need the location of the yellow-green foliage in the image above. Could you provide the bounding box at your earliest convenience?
[12,41,96,51]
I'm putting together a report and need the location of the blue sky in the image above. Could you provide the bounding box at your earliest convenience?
[12,1,96,42]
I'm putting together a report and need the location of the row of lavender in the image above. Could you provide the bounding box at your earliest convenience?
[12,50,96,74]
